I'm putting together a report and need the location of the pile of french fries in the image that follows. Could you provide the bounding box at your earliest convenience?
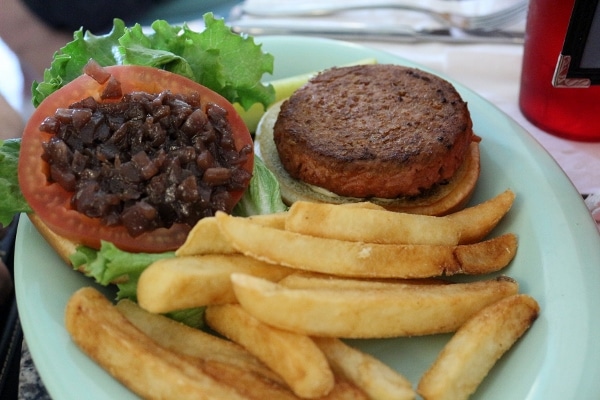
[65,189,540,400]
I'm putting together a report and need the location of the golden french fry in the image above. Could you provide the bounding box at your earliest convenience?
[340,201,386,210]
[278,272,449,290]
[115,299,285,384]
[197,359,303,400]
[116,299,366,400]
[313,337,415,400]
[231,273,519,338]
[285,201,460,245]
[137,254,293,313]
[176,216,237,256]
[206,303,335,399]
[217,212,517,278]
[316,378,370,400]
[64,287,248,400]
[176,212,286,256]
[452,233,518,274]
[285,201,461,245]
[248,212,288,229]
[417,294,540,400]
[445,189,516,244]
[198,359,369,400]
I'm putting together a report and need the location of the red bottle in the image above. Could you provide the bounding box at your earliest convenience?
[519,0,600,141]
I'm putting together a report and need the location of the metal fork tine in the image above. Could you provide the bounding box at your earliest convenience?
[466,2,528,30]
[239,0,528,32]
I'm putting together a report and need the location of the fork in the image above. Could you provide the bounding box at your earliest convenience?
[239,0,528,31]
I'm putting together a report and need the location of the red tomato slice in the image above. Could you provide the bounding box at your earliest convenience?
[19,65,254,253]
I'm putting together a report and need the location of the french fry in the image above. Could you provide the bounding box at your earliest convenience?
[285,201,461,245]
[452,233,518,275]
[176,212,286,257]
[417,294,540,400]
[445,189,516,244]
[199,359,369,400]
[231,273,519,338]
[316,378,370,400]
[206,303,335,399]
[340,201,386,210]
[176,216,236,256]
[248,212,288,229]
[64,287,248,400]
[313,337,415,400]
[278,272,449,290]
[137,254,293,313]
[115,299,285,384]
[117,299,368,400]
[217,212,517,278]
[197,360,304,400]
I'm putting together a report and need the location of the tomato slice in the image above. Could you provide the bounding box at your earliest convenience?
[19,65,254,253]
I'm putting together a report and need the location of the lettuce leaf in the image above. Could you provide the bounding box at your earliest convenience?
[0,139,32,226]
[70,241,175,300]
[70,242,205,327]
[234,156,289,216]
[31,13,275,109]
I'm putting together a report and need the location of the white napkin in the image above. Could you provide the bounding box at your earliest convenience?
[0,39,25,115]
[585,194,600,222]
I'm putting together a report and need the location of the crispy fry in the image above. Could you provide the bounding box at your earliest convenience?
[445,189,516,244]
[65,287,248,400]
[340,201,386,210]
[176,212,286,256]
[206,303,335,399]
[176,216,237,256]
[198,360,302,400]
[137,254,293,313]
[117,299,367,400]
[285,201,461,245]
[231,273,519,338]
[278,272,449,290]
[248,212,288,229]
[417,294,540,400]
[453,233,518,274]
[200,359,368,400]
[217,212,517,278]
[313,337,415,400]
[115,299,285,384]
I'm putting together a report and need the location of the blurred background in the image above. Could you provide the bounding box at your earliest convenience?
[0,0,243,139]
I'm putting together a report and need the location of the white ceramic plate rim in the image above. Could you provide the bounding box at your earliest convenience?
[15,36,600,399]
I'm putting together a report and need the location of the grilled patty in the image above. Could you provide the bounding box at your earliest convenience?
[273,64,474,198]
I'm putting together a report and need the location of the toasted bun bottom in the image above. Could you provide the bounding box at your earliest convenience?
[257,101,480,216]
[28,213,78,267]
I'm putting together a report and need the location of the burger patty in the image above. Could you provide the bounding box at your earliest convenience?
[273,64,475,198]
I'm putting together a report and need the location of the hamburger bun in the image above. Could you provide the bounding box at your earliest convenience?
[257,64,481,216]
[28,213,78,267]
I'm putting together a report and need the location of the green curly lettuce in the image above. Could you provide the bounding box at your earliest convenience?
[31,13,275,110]
[0,139,32,226]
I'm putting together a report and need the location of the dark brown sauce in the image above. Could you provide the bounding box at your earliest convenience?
[39,90,252,237]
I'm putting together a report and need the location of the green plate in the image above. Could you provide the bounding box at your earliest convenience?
[15,36,600,399]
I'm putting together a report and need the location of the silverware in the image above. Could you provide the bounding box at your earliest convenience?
[230,19,524,44]
[237,0,528,31]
